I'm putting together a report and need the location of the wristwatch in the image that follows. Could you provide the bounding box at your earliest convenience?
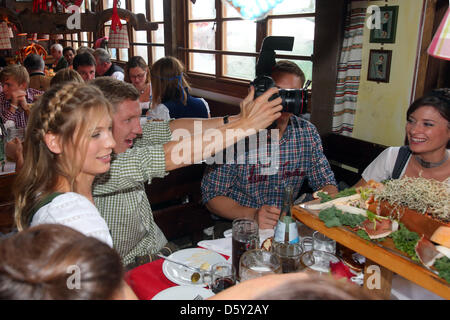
[223,115,230,124]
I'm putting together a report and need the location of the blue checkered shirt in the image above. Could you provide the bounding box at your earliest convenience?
[201,116,336,209]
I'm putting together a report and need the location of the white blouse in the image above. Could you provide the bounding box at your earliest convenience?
[31,192,113,247]
[361,147,410,182]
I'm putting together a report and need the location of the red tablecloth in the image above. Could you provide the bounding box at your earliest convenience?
[125,259,177,300]
[125,248,229,300]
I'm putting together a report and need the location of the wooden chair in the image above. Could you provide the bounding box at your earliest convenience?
[321,133,387,187]
[145,163,213,244]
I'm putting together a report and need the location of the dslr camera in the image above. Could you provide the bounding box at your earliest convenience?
[252,36,310,116]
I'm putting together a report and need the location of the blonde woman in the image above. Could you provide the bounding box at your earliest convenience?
[13,83,116,246]
[149,56,211,120]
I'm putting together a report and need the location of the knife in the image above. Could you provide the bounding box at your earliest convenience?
[157,253,203,273]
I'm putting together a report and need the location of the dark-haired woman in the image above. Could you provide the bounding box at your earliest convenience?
[355,88,450,186]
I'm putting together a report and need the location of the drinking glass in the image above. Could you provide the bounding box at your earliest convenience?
[271,241,304,273]
[239,249,281,282]
[6,127,25,142]
[300,250,340,275]
[312,231,336,254]
[232,218,259,279]
[208,262,236,294]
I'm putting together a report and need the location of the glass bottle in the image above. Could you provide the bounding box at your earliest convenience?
[274,185,299,244]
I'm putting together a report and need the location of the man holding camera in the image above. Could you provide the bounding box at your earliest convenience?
[201,60,338,230]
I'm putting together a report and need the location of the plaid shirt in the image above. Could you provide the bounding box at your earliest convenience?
[0,88,43,129]
[93,121,172,266]
[201,116,336,209]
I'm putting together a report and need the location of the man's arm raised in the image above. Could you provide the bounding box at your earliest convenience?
[164,87,282,171]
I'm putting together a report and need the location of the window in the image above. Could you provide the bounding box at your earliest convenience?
[99,0,164,65]
[182,0,315,96]
[64,1,94,50]
[131,0,165,65]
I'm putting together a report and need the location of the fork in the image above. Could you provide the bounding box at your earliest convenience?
[193,294,204,300]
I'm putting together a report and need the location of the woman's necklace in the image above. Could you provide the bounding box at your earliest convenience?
[415,150,449,168]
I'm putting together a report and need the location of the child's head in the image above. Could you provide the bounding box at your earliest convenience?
[14,82,114,229]
[150,56,190,105]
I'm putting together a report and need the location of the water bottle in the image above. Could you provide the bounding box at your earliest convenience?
[274,185,299,244]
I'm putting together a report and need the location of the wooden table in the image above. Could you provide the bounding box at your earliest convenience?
[292,205,450,300]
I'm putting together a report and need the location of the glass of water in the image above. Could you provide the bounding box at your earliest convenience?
[239,249,281,282]
[312,231,336,254]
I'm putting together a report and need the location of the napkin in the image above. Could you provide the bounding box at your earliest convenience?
[197,228,274,257]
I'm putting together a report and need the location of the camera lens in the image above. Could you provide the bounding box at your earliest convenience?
[279,89,308,115]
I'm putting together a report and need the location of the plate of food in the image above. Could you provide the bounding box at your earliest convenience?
[162,248,226,286]
[152,285,214,300]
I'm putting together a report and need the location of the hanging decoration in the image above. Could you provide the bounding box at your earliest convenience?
[221,0,285,21]
[110,0,123,34]
[32,0,84,13]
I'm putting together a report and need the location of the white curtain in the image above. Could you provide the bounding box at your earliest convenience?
[332,1,367,136]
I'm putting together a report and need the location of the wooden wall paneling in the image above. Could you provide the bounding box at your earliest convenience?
[310,0,347,135]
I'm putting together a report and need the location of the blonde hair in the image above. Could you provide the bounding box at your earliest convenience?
[0,64,30,86]
[50,68,84,87]
[150,56,190,107]
[13,83,112,230]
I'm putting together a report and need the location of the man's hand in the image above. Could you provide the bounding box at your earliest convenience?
[239,86,282,131]
[5,137,24,170]
[255,205,280,229]
[10,89,27,108]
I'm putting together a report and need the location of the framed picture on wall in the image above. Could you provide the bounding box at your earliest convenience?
[369,5,399,43]
[367,49,392,83]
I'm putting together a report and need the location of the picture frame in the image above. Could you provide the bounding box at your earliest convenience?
[369,5,399,44]
[367,49,392,83]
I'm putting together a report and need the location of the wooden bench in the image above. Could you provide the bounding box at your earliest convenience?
[321,133,388,187]
[145,163,213,244]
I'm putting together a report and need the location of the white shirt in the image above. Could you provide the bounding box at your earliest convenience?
[111,71,125,81]
[31,192,113,247]
[361,147,410,182]
[147,103,170,121]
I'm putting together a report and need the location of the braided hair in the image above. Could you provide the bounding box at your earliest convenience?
[13,82,112,230]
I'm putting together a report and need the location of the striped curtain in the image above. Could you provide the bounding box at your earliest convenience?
[332,1,367,136]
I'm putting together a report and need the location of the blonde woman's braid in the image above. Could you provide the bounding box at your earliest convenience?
[41,83,79,134]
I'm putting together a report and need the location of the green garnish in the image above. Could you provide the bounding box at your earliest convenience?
[391,223,420,262]
[434,257,450,284]
[318,188,357,203]
[318,206,366,228]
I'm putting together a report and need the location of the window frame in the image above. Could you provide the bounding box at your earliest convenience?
[178,0,315,98]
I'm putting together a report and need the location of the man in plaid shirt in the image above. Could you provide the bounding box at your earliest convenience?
[201,61,338,229]
[91,77,283,268]
[0,65,43,129]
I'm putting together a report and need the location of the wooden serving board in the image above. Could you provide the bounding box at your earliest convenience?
[292,204,450,300]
